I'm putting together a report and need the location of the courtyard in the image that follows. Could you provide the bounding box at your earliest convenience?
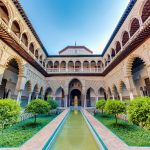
[0,0,150,149]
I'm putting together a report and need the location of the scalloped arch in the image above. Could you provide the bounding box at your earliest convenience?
[4,55,24,76]
[126,54,147,77]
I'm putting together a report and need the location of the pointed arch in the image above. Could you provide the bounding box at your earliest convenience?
[115,41,121,54]
[98,87,107,100]
[0,1,10,24]
[86,87,96,107]
[111,48,115,58]
[44,87,53,100]
[129,18,140,37]
[55,87,65,107]
[112,84,119,99]
[35,49,39,59]
[39,55,43,64]
[31,84,39,100]
[107,87,112,98]
[21,32,28,47]
[141,0,150,23]
[21,80,32,107]
[29,42,35,54]
[11,20,21,38]
[122,31,129,46]
[118,80,129,100]
[107,54,111,64]
[24,80,32,93]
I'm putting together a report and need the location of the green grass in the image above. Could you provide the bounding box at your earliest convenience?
[0,114,57,147]
[95,113,150,146]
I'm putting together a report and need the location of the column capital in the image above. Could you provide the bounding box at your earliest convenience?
[0,64,6,69]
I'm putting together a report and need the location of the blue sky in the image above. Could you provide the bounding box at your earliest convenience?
[20,0,130,54]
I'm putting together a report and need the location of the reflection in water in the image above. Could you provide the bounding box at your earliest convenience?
[50,111,99,150]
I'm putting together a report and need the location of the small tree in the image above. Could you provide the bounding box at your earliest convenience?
[105,100,126,125]
[96,100,106,114]
[47,95,58,110]
[25,99,50,124]
[0,99,21,130]
[127,97,150,127]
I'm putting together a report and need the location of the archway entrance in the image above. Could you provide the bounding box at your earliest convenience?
[55,87,65,107]
[68,79,83,107]
[70,89,81,106]
[86,88,96,107]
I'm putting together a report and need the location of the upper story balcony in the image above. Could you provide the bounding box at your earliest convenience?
[46,58,104,74]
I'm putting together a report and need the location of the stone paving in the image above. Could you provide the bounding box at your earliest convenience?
[83,109,150,150]
[0,109,69,150]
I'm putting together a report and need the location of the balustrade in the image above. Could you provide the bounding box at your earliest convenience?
[47,67,103,73]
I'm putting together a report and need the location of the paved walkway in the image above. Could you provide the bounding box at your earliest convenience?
[0,109,69,150]
[83,109,150,150]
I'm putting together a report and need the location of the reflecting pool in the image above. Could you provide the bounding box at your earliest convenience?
[50,110,100,150]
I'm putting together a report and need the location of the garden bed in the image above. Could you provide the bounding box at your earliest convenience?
[0,114,57,147]
[95,113,150,146]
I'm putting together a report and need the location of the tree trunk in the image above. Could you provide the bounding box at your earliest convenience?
[115,114,117,125]
[34,115,36,124]
[102,109,103,114]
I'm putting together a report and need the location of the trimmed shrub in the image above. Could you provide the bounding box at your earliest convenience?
[47,95,58,110]
[96,99,106,114]
[105,100,126,125]
[0,99,21,129]
[127,97,150,128]
[25,99,50,124]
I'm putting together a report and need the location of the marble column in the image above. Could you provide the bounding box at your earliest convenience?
[36,93,39,99]
[28,92,32,104]
[17,90,22,102]
[65,95,68,108]
[84,95,86,108]
[112,94,115,100]
[119,93,122,101]
[129,91,134,100]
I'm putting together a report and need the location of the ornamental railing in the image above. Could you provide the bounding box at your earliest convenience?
[46,68,103,73]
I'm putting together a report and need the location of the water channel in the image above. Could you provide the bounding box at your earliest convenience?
[50,110,100,150]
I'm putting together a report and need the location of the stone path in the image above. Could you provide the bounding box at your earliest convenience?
[0,109,69,150]
[83,109,150,150]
